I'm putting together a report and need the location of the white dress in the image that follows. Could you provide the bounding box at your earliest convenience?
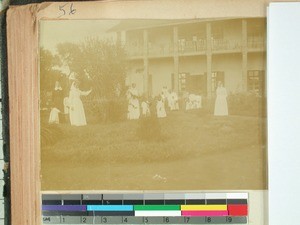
[128,98,140,120]
[170,92,179,110]
[157,100,167,118]
[68,83,91,126]
[141,101,150,117]
[214,87,228,116]
[48,107,60,124]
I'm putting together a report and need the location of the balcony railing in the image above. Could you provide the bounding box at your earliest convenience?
[148,43,174,57]
[125,37,265,58]
[247,36,266,50]
[212,39,241,51]
[178,40,206,54]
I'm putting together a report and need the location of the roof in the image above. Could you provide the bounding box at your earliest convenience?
[108,18,255,32]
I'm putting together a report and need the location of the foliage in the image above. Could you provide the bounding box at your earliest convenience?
[84,98,128,123]
[40,48,63,92]
[40,48,66,108]
[56,38,128,100]
[227,91,266,117]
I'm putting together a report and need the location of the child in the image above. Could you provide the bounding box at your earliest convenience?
[141,99,150,117]
[48,107,60,124]
[170,90,179,110]
[156,96,167,118]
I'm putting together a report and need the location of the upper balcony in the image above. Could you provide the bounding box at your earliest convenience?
[212,39,241,53]
[247,36,266,52]
[148,42,174,58]
[124,36,265,59]
[178,39,206,56]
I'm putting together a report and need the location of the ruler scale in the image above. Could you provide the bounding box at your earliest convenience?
[42,193,248,224]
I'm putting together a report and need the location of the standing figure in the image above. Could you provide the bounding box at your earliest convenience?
[68,81,92,126]
[170,90,179,110]
[214,81,228,116]
[49,81,63,124]
[128,96,140,120]
[128,83,139,99]
[156,97,167,118]
[127,83,140,120]
[141,99,150,117]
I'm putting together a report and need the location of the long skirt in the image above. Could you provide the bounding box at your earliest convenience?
[214,96,228,116]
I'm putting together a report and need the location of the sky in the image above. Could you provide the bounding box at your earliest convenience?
[39,20,120,53]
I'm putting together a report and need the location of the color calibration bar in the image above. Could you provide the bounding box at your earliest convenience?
[42,193,248,224]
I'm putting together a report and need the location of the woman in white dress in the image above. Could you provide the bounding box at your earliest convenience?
[68,81,92,126]
[128,96,140,120]
[214,81,228,116]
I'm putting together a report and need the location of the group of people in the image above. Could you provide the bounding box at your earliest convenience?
[126,84,183,120]
[126,81,228,120]
[48,80,92,126]
[48,80,228,126]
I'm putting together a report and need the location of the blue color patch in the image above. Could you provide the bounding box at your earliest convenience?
[87,205,133,211]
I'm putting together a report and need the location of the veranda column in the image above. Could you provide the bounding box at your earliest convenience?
[173,26,179,92]
[206,22,212,97]
[242,19,248,91]
[143,29,149,94]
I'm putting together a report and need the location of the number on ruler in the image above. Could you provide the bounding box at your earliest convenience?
[43,217,51,222]
[144,217,149,223]
[82,217,87,223]
[102,217,107,223]
[164,217,170,223]
[123,217,128,223]
[227,217,232,223]
[61,217,65,223]
[184,217,190,223]
[206,217,211,223]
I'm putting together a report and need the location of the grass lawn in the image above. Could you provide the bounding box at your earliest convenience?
[41,110,267,190]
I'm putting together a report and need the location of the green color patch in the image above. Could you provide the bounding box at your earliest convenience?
[134,205,180,211]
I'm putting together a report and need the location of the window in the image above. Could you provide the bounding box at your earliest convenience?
[247,70,265,95]
[211,71,225,92]
[179,73,188,92]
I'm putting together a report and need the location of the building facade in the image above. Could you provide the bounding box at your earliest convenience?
[114,18,266,98]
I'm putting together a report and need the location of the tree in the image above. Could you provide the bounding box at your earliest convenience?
[56,37,128,101]
[40,48,64,109]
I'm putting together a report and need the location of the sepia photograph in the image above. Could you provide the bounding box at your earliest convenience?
[39,18,267,191]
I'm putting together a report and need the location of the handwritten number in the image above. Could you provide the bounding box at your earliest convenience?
[58,3,76,17]
[69,3,76,15]
[58,4,67,17]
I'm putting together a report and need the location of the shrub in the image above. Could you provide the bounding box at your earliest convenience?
[84,98,128,124]
[227,91,266,117]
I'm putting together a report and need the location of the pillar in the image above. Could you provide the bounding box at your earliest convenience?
[206,23,212,97]
[173,26,179,92]
[143,29,149,95]
[242,19,248,91]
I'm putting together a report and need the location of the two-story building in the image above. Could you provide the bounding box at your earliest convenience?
[111,18,266,98]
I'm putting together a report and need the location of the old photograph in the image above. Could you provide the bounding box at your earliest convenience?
[39,18,267,190]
